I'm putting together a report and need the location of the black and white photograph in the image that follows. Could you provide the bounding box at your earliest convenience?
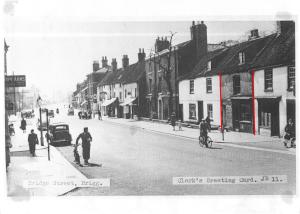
[1,0,299,213]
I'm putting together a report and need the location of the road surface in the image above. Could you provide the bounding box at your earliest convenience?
[50,106,295,195]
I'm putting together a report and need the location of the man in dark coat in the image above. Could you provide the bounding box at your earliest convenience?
[20,117,27,133]
[284,118,295,148]
[76,127,93,165]
[28,129,39,156]
[170,112,176,131]
[199,118,209,147]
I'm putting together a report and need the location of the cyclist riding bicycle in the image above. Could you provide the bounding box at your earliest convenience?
[199,118,210,148]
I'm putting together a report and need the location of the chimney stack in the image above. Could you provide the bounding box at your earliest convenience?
[101,56,108,68]
[155,37,171,53]
[276,20,295,35]
[93,60,100,72]
[138,48,146,62]
[111,58,117,72]
[190,20,207,60]
[122,55,129,69]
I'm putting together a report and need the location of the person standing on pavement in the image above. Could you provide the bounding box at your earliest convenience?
[75,127,93,165]
[171,112,176,131]
[199,118,209,147]
[28,129,39,156]
[205,115,211,132]
[98,109,102,120]
[20,117,27,133]
[284,118,295,148]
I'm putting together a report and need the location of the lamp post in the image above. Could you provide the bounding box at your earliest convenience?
[39,107,44,146]
[46,109,50,161]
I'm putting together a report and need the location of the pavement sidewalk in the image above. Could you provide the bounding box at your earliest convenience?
[100,116,296,153]
[7,117,86,196]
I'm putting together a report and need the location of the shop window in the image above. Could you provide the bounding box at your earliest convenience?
[260,111,271,128]
[240,104,251,121]
[190,80,194,94]
[233,75,241,95]
[207,104,213,119]
[264,68,273,91]
[189,104,196,119]
[288,66,295,91]
[206,78,212,93]
[119,92,122,100]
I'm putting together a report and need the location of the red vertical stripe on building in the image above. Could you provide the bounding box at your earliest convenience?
[219,71,223,129]
[251,70,256,135]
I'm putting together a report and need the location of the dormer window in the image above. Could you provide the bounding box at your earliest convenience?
[207,61,211,71]
[239,52,245,64]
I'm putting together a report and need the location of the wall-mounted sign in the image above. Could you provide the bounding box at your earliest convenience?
[5,75,26,87]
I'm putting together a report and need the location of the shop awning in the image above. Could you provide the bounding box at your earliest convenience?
[102,98,117,107]
[230,96,252,100]
[119,97,137,106]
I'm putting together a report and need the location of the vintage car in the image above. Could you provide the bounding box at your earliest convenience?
[46,123,72,146]
[48,110,55,118]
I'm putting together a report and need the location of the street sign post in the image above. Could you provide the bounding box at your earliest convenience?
[5,75,26,87]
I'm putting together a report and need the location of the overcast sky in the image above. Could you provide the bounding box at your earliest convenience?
[4,12,277,100]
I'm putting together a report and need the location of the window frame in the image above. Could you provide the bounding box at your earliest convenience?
[287,66,295,91]
[207,104,213,119]
[264,68,273,92]
[190,79,194,94]
[233,75,241,95]
[239,52,245,64]
[189,103,197,120]
[206,78,212,93]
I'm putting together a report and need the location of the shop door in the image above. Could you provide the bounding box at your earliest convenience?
[158,100,162,120]
[179,104,183,121]
[197,101,203,123]
[232,101,240,131]
[287,100,295,123]
[271,102,279,136]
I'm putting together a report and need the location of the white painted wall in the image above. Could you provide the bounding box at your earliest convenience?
[123,82,138,100]
[179,75,221,126]
[254,66,295,135]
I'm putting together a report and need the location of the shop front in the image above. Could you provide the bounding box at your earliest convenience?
[120,97,137,119]
[101,98,118,117]
[231,96,253,133]
[257,96,281,136]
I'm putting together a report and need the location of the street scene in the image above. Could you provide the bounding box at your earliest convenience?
[4,20,296,196]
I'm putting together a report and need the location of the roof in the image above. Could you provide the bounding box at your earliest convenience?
[179,33,278,81]
[252,28,295,69]
[87,66,111,77]
[98,61,145,86]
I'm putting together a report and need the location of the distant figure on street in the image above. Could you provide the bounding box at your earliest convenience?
[20,117,27,133]
[98,109,102,120]
[171,112,176,131]
[199,118,209,147]
[284,118,295,148]
[73,143,81,166]
[56,108,59,114]
[28,129,39,156]
[75,127,93,165]
[78,111,82,119]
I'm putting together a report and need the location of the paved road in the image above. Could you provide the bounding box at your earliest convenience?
[52,107,295,195]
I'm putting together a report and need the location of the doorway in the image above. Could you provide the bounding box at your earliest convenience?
[197,101,203,123]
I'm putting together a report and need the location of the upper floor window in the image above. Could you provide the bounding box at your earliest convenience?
[119,83,122,88]
[239,52,245,64]
[206,78,212,93]
[264,68,273,91]
[233,75,241,95]
[288,66,295,91]
[207,61,211,71]
[190,80,194,94]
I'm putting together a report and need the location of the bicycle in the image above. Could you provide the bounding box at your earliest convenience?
[199,135,213,148]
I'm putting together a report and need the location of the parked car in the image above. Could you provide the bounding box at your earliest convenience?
[48,110,55,118]
[68,108,74,116]
[46,123,72,146]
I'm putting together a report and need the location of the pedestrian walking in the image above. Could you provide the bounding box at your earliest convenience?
[28,129,39,156]
[75,127,93,165]
[98,109,102,120]
[171,112,176,131]
[78,111,82,119]
[178,120,183,131]
[20,117,27,133]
